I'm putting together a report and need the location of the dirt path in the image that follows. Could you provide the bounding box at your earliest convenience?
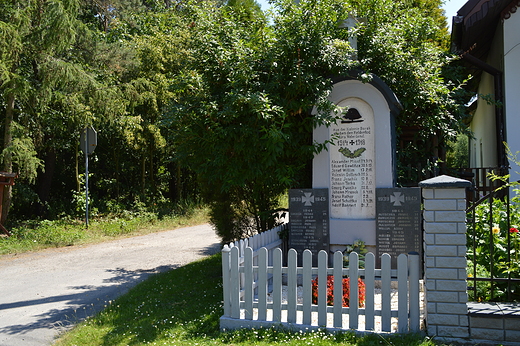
[0,224,220,346]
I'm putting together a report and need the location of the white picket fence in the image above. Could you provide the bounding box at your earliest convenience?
[220,242,421,333]
[227,224,284,260]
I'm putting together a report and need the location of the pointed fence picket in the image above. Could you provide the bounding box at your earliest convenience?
[223,225,285,304]
[225,224,284,264]
[220,245,421,333]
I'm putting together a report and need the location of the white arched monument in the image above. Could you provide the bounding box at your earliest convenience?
[313,75,401,250]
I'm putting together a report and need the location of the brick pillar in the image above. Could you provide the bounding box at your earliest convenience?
[419,175,472,338]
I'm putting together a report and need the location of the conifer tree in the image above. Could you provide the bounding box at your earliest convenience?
[0,0,124,221]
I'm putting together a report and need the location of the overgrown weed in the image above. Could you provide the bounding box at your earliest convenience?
[0,202,209,255]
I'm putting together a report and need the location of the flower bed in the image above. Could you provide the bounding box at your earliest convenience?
[311,275,366,307]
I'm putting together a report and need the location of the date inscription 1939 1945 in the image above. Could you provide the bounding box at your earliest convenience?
[289,188,329,265]
[376,187,422,269]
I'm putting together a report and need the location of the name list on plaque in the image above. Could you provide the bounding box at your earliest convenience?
[289,188,329,264]
[376,187,421,268]
[329,99,376,220]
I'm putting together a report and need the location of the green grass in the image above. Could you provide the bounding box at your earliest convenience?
[0,205,209,255]
[2,202,453,346]
[54,254,451,346]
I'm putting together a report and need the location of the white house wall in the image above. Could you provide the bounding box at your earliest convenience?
[504,11,520,181]
[470,71,497,168]
[469,23,503,169]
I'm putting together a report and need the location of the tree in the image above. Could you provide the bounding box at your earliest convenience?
[80,0,147,31]
[0,0,468,236]
[0,1,197,221]
[168,0,356,241]
[0,0,90,222]
[89,6,193,204]
[352,0,468,183]
[224,0,265,22]
[168,0,468,241]
[0,0,134,220]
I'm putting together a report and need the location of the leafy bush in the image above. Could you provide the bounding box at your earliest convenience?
[1,201,208,255]
[343,240,368,268]
[311,275,366,307]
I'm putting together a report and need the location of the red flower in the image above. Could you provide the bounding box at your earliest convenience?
[510,227,519,234]
[311,275,365,307]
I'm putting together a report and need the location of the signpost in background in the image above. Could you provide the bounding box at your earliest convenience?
[80,126,97,228]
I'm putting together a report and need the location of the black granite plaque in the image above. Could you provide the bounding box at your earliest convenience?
[376,187,421,269]
[289,188,329,265]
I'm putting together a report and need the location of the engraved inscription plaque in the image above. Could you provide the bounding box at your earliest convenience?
[289,188,329,265]
[376,187,421,268]
[329,98,375,219]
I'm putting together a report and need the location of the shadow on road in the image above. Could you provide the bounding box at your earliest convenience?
[0,265,178,336]
[199,242,221,256]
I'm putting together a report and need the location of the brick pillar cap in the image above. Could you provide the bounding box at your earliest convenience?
[419,175,472,188]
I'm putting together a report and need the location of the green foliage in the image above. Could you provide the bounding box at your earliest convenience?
[467,191,520,302]
[225,0,265,23]
[7,219,87,249]
[1,122,43,183]
[343,239,368,268]
[0,2,201,221]
[168,0,356,241]
[0,0,468,244]
[445,133,469,168]
[0,200,208,255]
[354,0,470,184]
[0,0,137,222]
[467,145,520,301]
[99,212,158,236]
[167,0,468,241]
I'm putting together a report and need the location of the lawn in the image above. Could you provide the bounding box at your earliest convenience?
[54,253,451,346]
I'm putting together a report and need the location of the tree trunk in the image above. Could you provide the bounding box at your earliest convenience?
[75,143,80,193]
[149,143,155,195]
[167,161,178,202]
[141,155,146,197]
[36,148,56,217]
[2,92,15,225]
[112,140,120,199]
[177,163,182,201]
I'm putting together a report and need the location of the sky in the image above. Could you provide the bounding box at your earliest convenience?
[256,0,468,32]
[443,0,469,30]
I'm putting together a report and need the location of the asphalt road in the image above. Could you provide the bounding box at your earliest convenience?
[0,224,220,346]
